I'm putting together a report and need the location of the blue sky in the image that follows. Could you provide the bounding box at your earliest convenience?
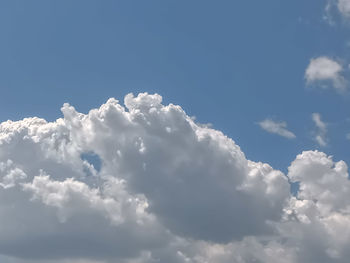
[1,0,350,172]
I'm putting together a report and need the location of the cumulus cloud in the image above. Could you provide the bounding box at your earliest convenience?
[312,113,328,146]
[258,119,296,139]
[0,93,349,263]
[282,151,350,262]
[305,56,346,92]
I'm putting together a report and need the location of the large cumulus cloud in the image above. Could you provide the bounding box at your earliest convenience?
[0,93,349,263]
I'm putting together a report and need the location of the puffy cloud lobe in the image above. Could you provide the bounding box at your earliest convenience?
[0,160,27,189]
[277,151,350,262]
[305,56,346,92]
[61,93,290,242]
[0,93,349,263]
[258,119,296,139]
[288,151,350,213]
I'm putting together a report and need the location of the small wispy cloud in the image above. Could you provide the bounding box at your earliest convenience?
[305,56,346,92]
[323,1,336,25]
[346,133,350,140]
[323,0,350,24]
[338,0,350,18]
[258,119,296,139]
[312,113,328,146]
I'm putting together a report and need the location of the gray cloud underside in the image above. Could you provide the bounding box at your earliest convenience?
[0,93,349,263]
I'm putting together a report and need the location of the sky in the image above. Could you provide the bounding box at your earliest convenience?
[1,1,350,263]
[1,0,350,171]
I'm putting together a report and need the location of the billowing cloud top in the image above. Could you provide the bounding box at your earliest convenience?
[0,93,349,263]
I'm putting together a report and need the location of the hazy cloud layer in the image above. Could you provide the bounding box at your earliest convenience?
[338,0,350,17]
[0,93,349,263]
[346,133,350,140]
[324,0,350,22]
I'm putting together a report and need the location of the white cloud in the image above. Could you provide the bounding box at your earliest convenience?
[281,151,350,262]
[338,0,350,18]
[0,93,349,263]
[312,113,328,146]
[258,119,296,139]
[61,93,290,243]
[305,56,346,92]
[0,160,27,189]
[323,0,350,23]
